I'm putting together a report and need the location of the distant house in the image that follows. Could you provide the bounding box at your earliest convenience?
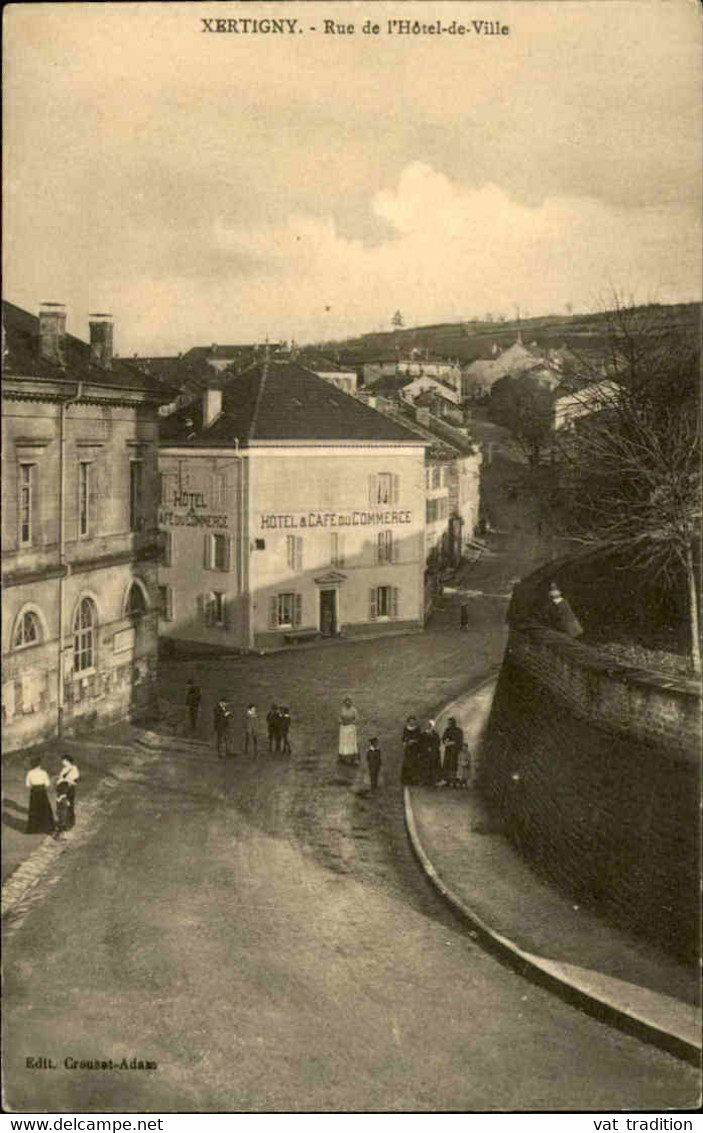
[554,381,620,431]
[462,336,559,400]
[363,351,462,395]
[293,351,358,394]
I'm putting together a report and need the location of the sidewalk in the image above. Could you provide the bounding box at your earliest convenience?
[405,677,702,1064]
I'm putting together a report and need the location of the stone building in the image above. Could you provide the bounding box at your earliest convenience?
[158,358,427,652]
[2,300,171,753]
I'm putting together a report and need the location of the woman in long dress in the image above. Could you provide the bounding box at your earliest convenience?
[400,715,422,785]
[25,756,55,835]
[441,717,464,787]
[338,697,359,764]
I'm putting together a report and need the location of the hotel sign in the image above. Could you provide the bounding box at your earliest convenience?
[260,509,413,530]
[158,490,228,529]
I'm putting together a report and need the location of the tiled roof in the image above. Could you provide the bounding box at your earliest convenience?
[159,360,425,447]
[1,300,174,398]
[294,352,355,374]
[183,343,284,362]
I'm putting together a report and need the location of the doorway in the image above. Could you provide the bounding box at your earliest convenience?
[319,589,337,636]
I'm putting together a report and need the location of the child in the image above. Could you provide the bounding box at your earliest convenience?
[457,743,471,789]
[54,780,72,840]
[280,706,292,756]
[366,736,382,791]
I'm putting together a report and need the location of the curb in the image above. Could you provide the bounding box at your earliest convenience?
[403,682,702,1067]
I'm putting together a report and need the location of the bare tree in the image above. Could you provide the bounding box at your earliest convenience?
[553,301,701,673]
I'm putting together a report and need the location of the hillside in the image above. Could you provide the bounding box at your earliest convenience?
[311,302,701,369]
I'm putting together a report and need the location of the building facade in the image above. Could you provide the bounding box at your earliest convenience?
[158,360,427,652]
[2,301,170,753]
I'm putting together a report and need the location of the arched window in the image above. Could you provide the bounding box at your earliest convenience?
[126,582,147,618]
[74,598,96,672]
[13,610,42,649]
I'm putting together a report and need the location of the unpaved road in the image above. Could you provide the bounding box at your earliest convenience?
[3,725,699,1113]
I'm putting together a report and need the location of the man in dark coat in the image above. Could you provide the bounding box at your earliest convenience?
[420,720,442,787]
[267,703,282,753]
[213,696,232,757]
[186,678,202,733]
[546,582,583,638]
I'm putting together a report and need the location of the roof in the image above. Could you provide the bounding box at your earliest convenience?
[293,351,355,374]
[159,359,425,448]
[183,343,284,362]
[2,300,174,399]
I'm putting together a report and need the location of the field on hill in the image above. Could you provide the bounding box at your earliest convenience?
[312,302,701,369]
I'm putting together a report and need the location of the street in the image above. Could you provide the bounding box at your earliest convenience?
[3,448,699,1112]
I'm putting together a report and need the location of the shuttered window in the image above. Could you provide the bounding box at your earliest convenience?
[286,535,303,571]
[369,473,400,506]
[369,586,399,620]
[271,592,302,628]
[331,532,345,567]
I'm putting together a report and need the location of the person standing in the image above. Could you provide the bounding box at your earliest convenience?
[185,678,202,733]
[460,603,469,632]
[457,743,471,789]
[25,756,55,835]
[400,715,421,785]
[213,696,232,758]
[267,703,282,753]
[420,720,442,787]
[441,717,464,788]
[244,704,259,756]
[280,706,292,756]
[338,697,359,765]
[366,737,382,791]
[546,582,583,638]
[56,754,80,828]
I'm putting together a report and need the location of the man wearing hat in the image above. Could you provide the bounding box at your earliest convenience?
[546,582,583,638]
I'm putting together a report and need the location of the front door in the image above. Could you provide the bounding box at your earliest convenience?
[319,589,337,636]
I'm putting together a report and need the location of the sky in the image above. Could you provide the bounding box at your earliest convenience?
[3,0,702,354]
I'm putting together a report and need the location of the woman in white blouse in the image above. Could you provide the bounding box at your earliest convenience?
[25,756,55,835]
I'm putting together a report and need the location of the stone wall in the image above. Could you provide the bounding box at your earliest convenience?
[479,625,701,962]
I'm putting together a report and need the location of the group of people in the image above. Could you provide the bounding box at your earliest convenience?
[400,715,471,788]
[25,753,80,839]
[210,691,293,759]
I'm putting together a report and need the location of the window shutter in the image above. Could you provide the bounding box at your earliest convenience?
[222,597,230,629]
[369,474,377,506]
[369,588,377,621]
[391,587,399,618]
[167,586,174,622]
[338,534,345,567]
[392,532,400,563]
[293,593,302,627]
[296,536,303,571]
[204,534,213,569]
[269,596,278,630]
[225,537,233,572]
[164,531,173,567]
[392,474,400,504]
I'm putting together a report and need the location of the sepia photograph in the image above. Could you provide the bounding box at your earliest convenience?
[2,0,701,1117]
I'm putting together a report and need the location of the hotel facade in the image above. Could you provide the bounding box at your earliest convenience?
[158,360,428,652]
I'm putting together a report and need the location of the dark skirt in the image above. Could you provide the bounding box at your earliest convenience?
[443,744,460,781]
[400,743,420,785]
[26,786,55,835]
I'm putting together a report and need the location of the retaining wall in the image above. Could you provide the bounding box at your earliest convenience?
[478,625,701,962]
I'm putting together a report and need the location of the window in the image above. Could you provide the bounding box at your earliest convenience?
[426,499,438,524]
[158,586,174,621]
[431,466,441,489]
[73,598,96,673]
[79,462,90,536]
[19,464,34,545]
[377,529,395,564]
[271,592,302,628]
[330,532,345,567]
[13,610,41,649]
[130,461,144,532]
[369,472,399,506]
[126,582,147,617]
[211,592,225,626]
[213,533,228,571]
[161,530,173,567]
[369,585,399,620]
[286,535,303,571]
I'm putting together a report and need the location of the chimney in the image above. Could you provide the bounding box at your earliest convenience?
[39,302,67,366]
[89,313,113,369]
[203,387,222,427]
